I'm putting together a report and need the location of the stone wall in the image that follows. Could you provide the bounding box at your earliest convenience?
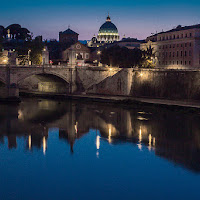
[130,69,200,100]
[83,68,200,100]
[2,65,200,101]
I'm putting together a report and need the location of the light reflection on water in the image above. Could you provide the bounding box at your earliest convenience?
[0,98,200,200]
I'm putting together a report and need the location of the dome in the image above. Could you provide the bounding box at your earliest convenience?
[98,16,118,34]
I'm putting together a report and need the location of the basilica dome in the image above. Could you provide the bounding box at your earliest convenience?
[97,15,119,43]
[99,16,118,34]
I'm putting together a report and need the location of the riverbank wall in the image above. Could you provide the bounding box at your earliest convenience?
[85,68,200,101]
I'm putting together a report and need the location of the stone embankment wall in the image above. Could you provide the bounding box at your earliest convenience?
[130,69,200,100]
[86,68,200,100]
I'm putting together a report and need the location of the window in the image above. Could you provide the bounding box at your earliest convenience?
[173,44,175,48]
[177,61,179,65]
[181,51,183,57]
[185,51,187,57]
[181,61,183,65]
[190,43,192,47]
[177,44,179,47]
[189,61,191,65]
[181,34,183,38]
[189,51,192,56]
[173,52,175,57]
[169,52,171,57]
[190,33,192,37]
[177,35,179,39]
[181,44,183,47]
[185,61,187,65]
[170,45,172,48]
[177,51,179,57]
[185,43,187,47]
[185,34,188,38]
[166,61,167,65]
[173,61,175,65]
[173,35,176,39]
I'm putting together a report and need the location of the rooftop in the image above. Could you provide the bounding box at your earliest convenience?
[152,24,200,36]
[61,28,79,35]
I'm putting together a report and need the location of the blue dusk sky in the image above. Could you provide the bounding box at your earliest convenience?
[0,0,200,40]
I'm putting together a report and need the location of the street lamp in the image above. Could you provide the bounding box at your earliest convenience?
[28,49,31,66]
[97,51,101,66]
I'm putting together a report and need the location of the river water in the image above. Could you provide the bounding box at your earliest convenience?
[0,98,200,200]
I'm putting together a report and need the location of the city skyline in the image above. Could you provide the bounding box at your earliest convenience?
[1,0,200,40]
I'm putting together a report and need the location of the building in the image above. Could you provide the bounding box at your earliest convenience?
[59,28,79,44]
[0,49,17,65]
[97,15,119,43]
[88,15,120,47]
[62,41,90,66]
[113,37,145,49]
[140,24,200,69]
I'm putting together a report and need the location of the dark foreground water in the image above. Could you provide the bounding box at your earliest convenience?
[0,99,200,200]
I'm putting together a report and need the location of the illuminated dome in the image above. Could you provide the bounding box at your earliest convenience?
[97,15,119,43]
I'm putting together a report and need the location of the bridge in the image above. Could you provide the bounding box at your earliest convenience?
[0,65,125,100]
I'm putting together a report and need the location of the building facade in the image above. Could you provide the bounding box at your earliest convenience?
[62,42,90,66]
[140,24,200,69]
[59,28,79,44]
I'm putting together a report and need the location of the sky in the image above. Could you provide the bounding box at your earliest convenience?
[1,0,200,40]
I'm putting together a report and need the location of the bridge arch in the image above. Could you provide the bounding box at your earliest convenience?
[17,71,71,94]
[17,71,70,85]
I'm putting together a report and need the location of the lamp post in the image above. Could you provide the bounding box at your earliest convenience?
[97,50,101,66]
[28,49,31,67]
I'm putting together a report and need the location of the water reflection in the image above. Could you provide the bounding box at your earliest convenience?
[0,99,200,172]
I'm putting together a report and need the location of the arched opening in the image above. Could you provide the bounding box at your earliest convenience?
[18,73,70,95]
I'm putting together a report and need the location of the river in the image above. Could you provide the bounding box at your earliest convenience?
[0,98,200,200]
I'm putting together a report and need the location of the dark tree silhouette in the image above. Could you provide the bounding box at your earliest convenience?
[101,45,143,68]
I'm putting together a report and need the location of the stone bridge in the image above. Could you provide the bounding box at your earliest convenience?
[0,65,127,99]
[0,65,76,98]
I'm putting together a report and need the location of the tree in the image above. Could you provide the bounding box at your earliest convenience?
[29,37,44,65]
[142,45,156,68]
[6,24,31,41]
[101,45,143,68]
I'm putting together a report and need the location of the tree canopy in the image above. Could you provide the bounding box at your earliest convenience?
[101,45,143,68]
[0,24,31,41]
